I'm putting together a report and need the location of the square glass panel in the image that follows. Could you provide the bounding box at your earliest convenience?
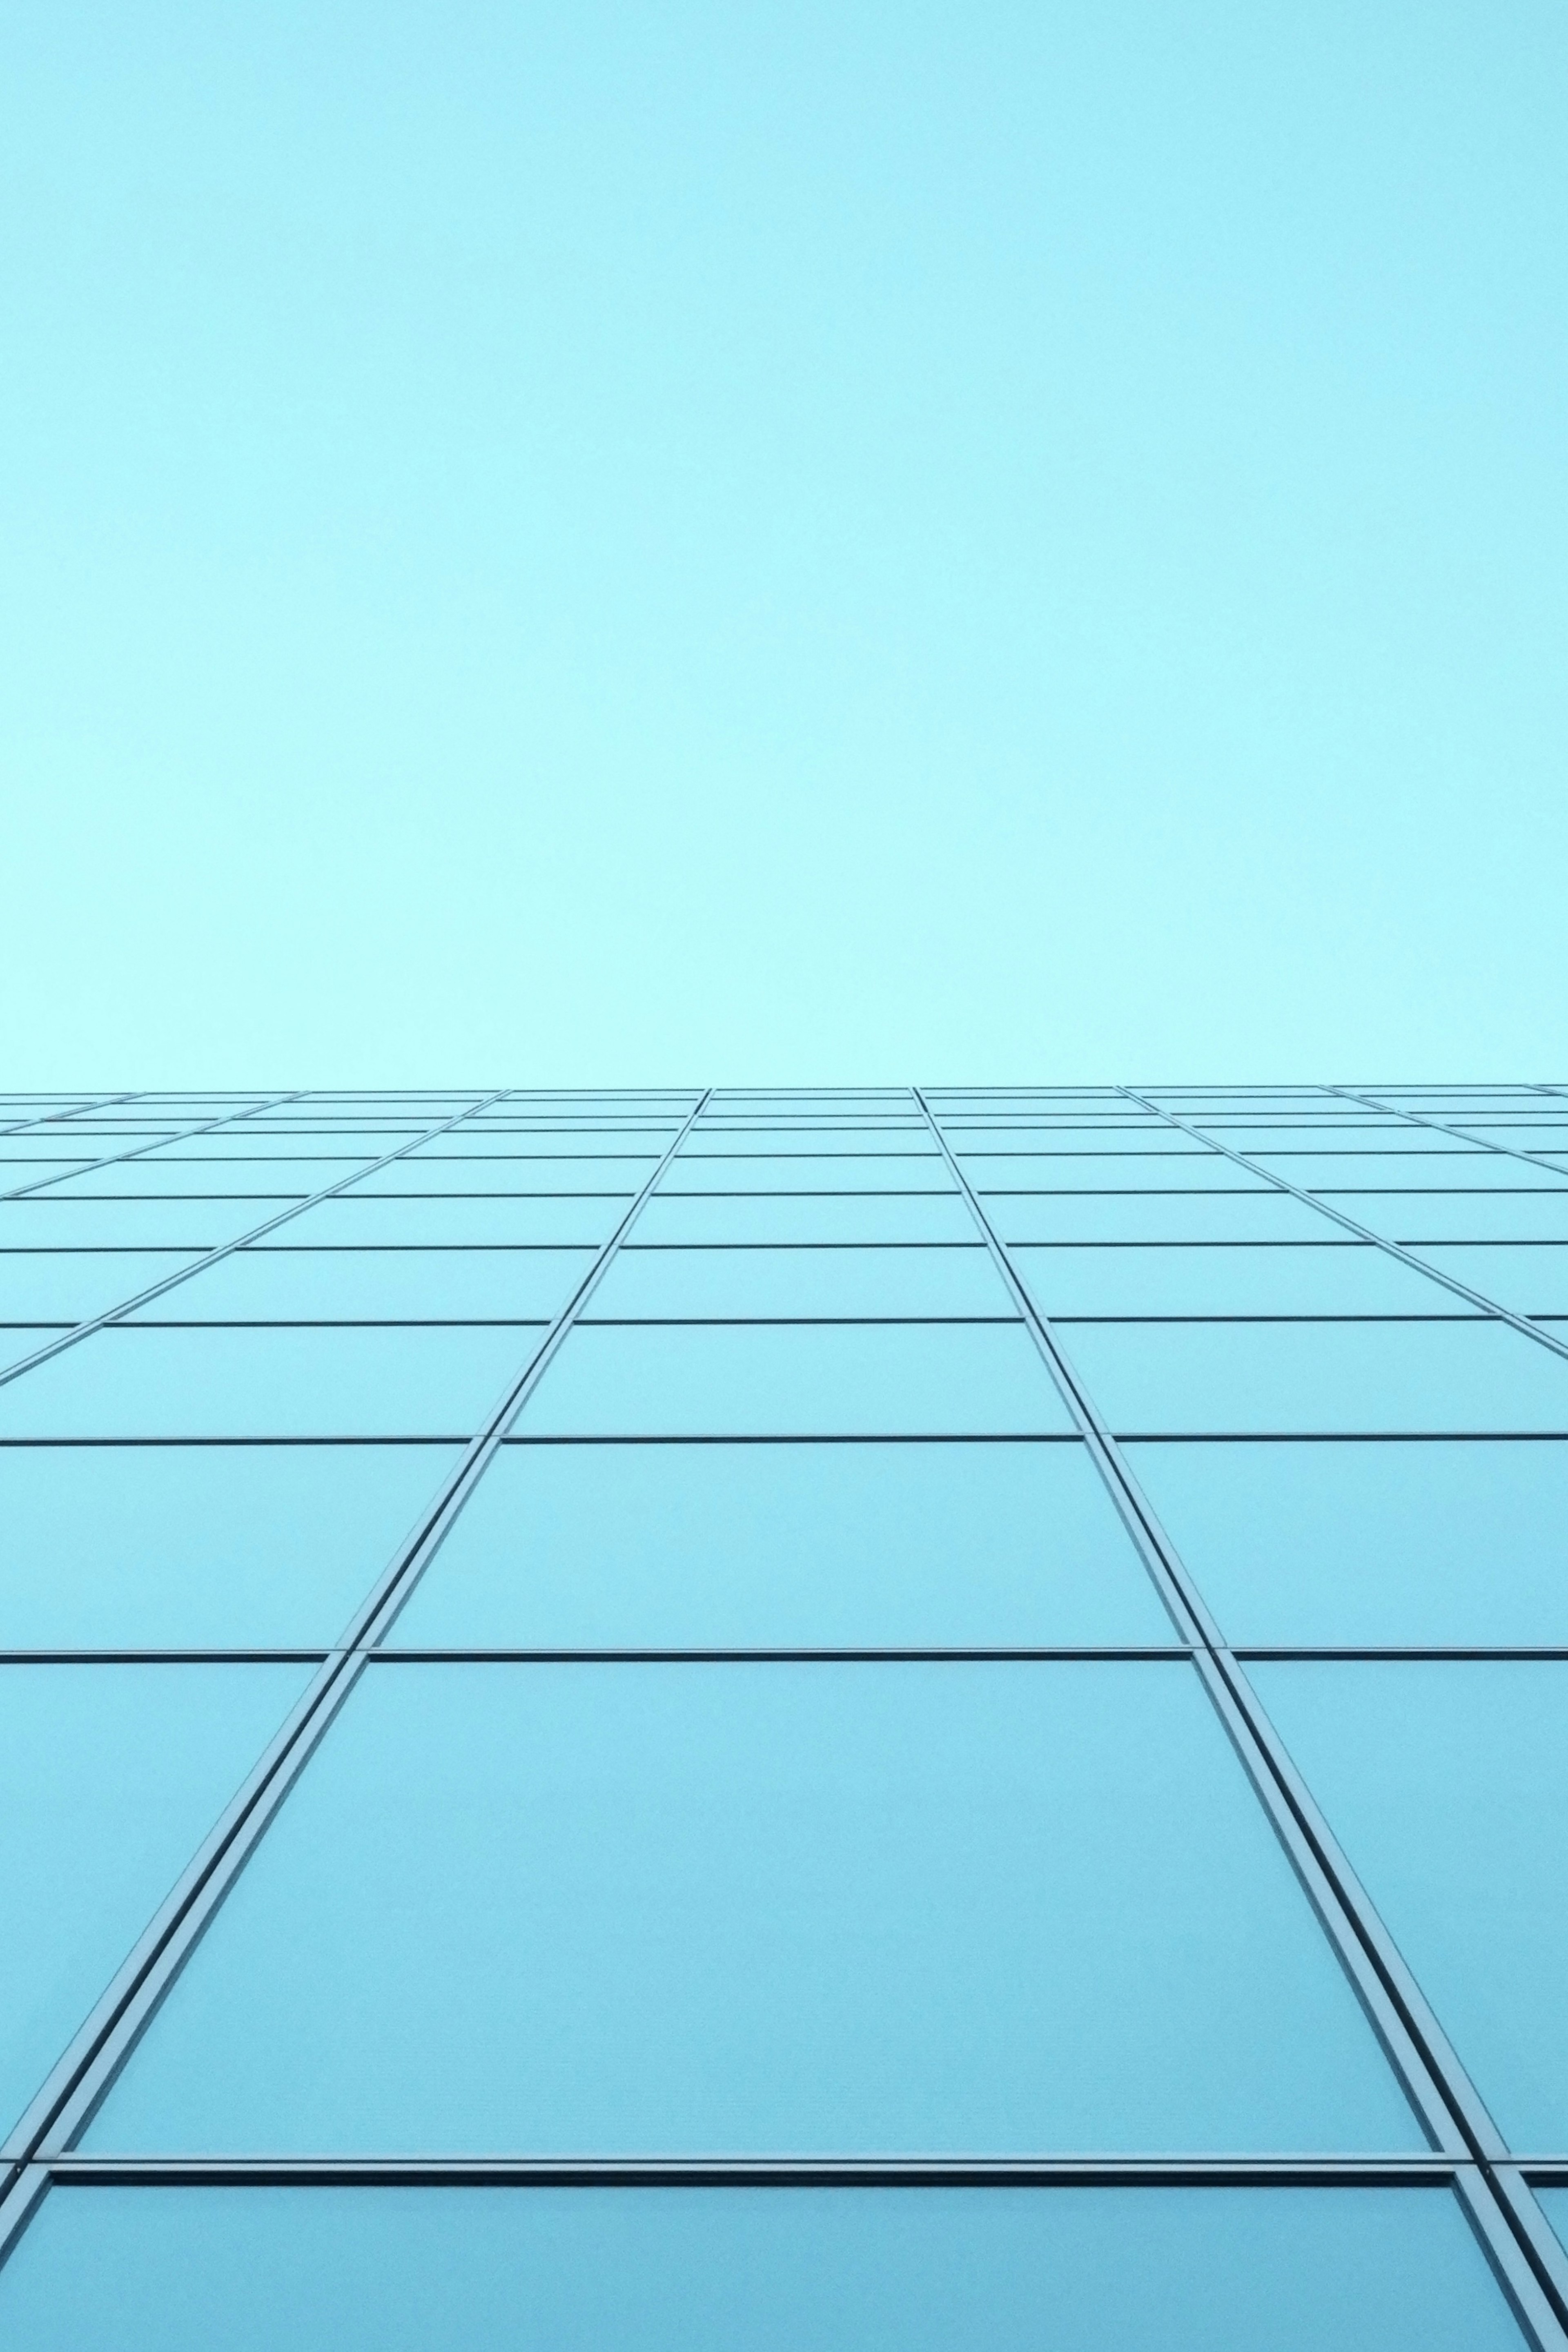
[589,1244,1014,1319]
[1253,1661,1568,2151]
[0,1663,312,2137]
[634,1194,981,1244]
[1015,1244,1463,1318]
[0,1326,543,1439]
[277,1197,627,1247]
[85,1660,1418,2153]
[127,1247,596,1324]
[391,1438,1176,1647]
[0,2185,1523,2352]
[1410,1245,1568,1318]
[513,1323,1074,1435]
[1125,1438,1568,1647]
[1058,1320,1568,1434]
[992,1195,1343,1243]
[0,1443,460,1647]
[0,1250,202,1322]
[663,1155,951,1193]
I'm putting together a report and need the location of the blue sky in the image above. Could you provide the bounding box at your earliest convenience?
[2,2,1564,1083]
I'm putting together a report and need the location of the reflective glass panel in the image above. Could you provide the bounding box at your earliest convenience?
[0,1444,459,1647]
[0,1326,540,1438]
[1333,1195,1568,1243]
[0,1251,202,1322]
[1015,1243,1462,1318]
[589,1244,1014,1319]
[85,1661,1417,2153]
[35,1162,331,1199]
[634,1195,979,1243]
[1253,1661,1568,2151]
[0,1202,263,1249]
[0,2185,1522,2352]
[1126,1438,1568,1647]
[1059,1320,1568,1434]
[0,1663,311,2136]
[992,1195,1342,1244]
[127,1247,595,1324]
[513,1323,1074,1435]
[392,1438,1176,1647]
[350,1159,651,1197]
[267,1197,626,1248]
[663,1156,951,1193]
[1410,1245,1568,1317]
[1258,1154,1566,1191]
[961,1155,1251,1192]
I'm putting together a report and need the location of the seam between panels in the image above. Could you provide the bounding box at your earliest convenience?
[0,1090,712,2194]
[0,1091,520,1393]
[911,1087,1568,2350]
[0,1092,143,1143]
[1324,1087,1568,1181]
[1112,1088,1568,1368]
[0,1090,310,1205]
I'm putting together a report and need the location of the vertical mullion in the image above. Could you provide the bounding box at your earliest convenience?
[1325,1085,1568,1177]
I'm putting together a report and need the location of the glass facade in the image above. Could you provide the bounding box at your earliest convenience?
[2,1084,1568,2347]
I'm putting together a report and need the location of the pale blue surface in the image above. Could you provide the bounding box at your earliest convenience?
[1060,1318,1568,1434]
[0,1663,311,2136]
[85,1662,1418,2153]
[634,1195,980,1244]
[0,1248,201,1320]
[391,1438,1176,1647]
[663,1155,952,1193]
[0,1324,539,1437]
[964,1155,1246,1193]
[277,1196,627,1247]
[1127,1438,1568,1646]
[1016,1242,1463,1318]
[1253,1661,1568,2150]
[0,1442,458,1646]
[682,1126,930,1154]
[513,1322,1073,1435]
[354,1157,651,1196]
[1330,1195,1568,1243]
[129,1244,593,1322]
[0,1202,261,1250]
[4,6,1566,1082]
[995,1195,1340,1244]
[591,1242,1013,1318]
[0,2187,1523,2350]
[36,1160,329,1199]
[1258,1153,1567,1191]
[1412,1244,1568,1316]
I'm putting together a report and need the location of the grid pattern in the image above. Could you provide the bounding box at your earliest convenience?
[2,1087,1568,2345]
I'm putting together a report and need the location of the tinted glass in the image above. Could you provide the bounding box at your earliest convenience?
[1339,1195,1568,1243]
[86,1661,1417,2154]
[351,1159,652,1197]
[0,1251,204,1322]
[1253,1661,1568,2151]
[127,1248,595,1324]
[0,2185,1521,2352]
[962,1155,1252,1192]
[1126,1439,1568,1647]
[1411,1245,1568,1317]
[1059,1320,1568,1434]
[634,1195,980,1244]
[1259,1153,1566,1191]
[0,1663,311,2135]
[513,1324,1074,1435]
[663,1156,951,1193]
[36,1161,328,1199]
[0,1326,541,1438]
[993,1195,1342,1244]
[589,1244,1013,1319]
[0,1201,262,1249]
[391,1440,1176,1648]
[0,1445,459,1647]
[1015,1244,1462,1318]
[280,1197,627,1247]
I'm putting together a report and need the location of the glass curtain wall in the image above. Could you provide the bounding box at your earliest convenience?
[1,1085,1568,2346]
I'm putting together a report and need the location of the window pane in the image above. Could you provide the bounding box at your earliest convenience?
[0,1663,311,2136]
[1259,1154,1568,1191]
[663,1156,952,1193]
[992,1195,1342,1244]
[84,1661,1417,2154]
[0,1327,542,1439]
[683,1126,929,1153]
[634,1195,980,1244]
[0,1201,263,1250]
[0,1444,459,1648]
[1059,1320,1568,1434]
[962,1155,1255,1192]
[0,2185,1523,2352]
[513,1324,1074,1436]
[1015,1244,1464,1318]
[34,1161,332,1199]
[0,1251,206,1322]
[1332,1195,1568,1243]
[1410,1245,1568,1318]
[350,1159,652,1197]
[1252,1661,1568,2151]
[1126,1438,1568,1647]
[392,1439,1176,1648]
[279,1197,627,1248]
[127,1248,596,1324]
[590,1244,1013,1319]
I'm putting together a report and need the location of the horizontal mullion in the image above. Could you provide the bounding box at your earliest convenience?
[38,2153,1466,2187]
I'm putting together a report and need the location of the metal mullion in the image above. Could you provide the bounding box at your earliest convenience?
[32,2152,1466,2187]
[0,1091,307,1204]
[1112,1088,1568,1367]
[0,1092,518,1393]
[0,1092,141,1142]
[1326,1087,1568,1179]
[5,1092,709,2174]
[918,1084,1568,2340]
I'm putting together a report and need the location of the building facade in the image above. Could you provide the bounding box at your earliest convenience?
[0,1083,1567,2346]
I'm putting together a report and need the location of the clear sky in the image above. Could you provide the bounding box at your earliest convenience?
[2,2,1564,1085]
